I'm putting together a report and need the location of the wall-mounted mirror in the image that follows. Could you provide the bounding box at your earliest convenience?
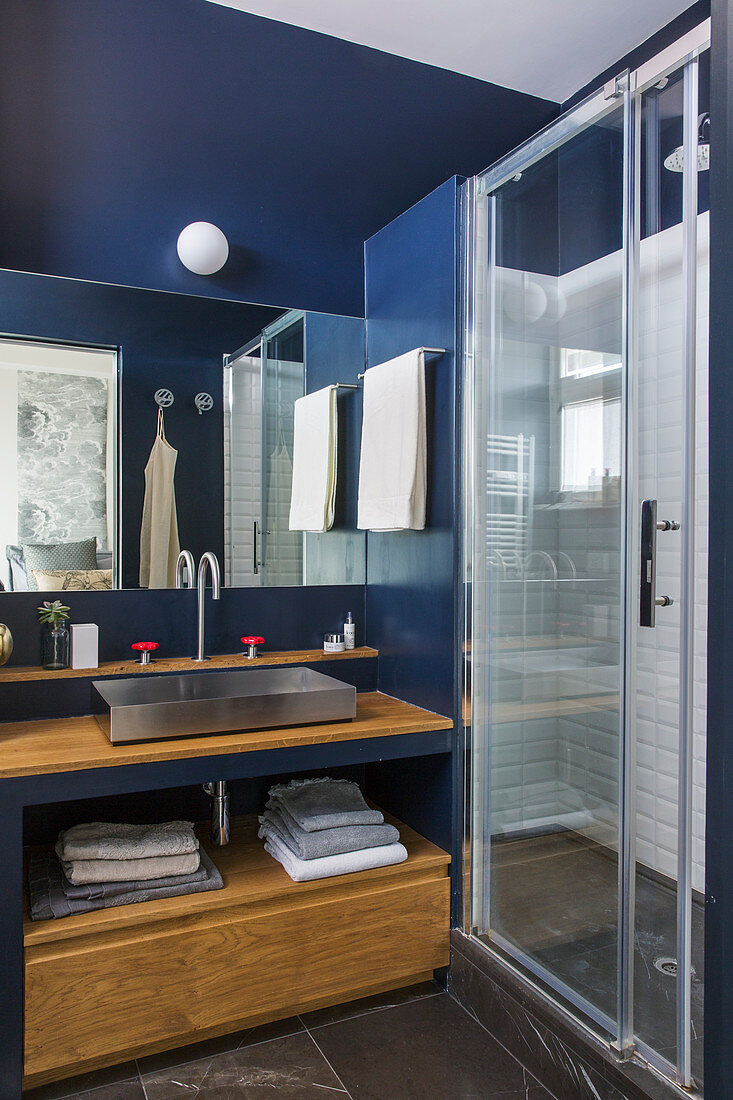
[0,268,365,593]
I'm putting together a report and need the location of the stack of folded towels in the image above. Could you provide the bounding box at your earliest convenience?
[258,777,408,882]
[29,820,223,921]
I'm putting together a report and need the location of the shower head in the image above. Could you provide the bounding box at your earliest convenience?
[664,113,710,172]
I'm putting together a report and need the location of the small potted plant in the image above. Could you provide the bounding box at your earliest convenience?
[37,600,71,670]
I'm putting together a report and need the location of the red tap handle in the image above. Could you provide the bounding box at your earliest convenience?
[241,636,265,646]
[131,642,159,653]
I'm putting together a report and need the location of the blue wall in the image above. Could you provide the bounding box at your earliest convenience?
[362,178,461,888]
[0,268,282,587]
[0,0,557,317]
[364,178,461,721]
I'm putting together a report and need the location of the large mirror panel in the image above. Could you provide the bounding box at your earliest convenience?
[0,269,366,592]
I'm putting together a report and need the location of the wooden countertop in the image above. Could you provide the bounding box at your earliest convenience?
[0,692,452,779]
[0,646,378,684]
[23,812,451,947]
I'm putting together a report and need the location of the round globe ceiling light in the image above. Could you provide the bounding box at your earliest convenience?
[176,221,229,275]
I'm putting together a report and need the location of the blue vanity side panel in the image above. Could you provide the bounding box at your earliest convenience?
[363,178,460,721]
[0,791,23,1100]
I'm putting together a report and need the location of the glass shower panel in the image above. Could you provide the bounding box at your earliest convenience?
[471,101,627,1032]
[260,315,305,585]
[632,56,708,1086]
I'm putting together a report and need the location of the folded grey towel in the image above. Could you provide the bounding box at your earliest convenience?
[29,848,223,921]
[266,778,383,832]
[258,809,399,860]
[62,851,201,884]
[59,860,209,901]
[56,821,199,862]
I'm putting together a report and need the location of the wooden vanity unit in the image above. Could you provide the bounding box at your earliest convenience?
[0,685,453,1092]
[24,815,449,1088]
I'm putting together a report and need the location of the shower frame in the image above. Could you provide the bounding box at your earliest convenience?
[460,19,710,1091]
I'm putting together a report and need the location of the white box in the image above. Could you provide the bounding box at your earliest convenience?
[70,623,99,670]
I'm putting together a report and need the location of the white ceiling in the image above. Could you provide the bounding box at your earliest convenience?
[203,0,692,102]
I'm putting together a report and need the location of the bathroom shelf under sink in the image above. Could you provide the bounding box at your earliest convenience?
[22,812,451,1089]
[23,812,449,947]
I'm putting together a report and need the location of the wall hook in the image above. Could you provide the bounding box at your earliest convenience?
[154,388,174,408]
[195,392,213,414]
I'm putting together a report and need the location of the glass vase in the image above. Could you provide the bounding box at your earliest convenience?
[41,622,70,670]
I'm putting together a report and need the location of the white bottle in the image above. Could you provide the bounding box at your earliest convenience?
[344,611,355,650]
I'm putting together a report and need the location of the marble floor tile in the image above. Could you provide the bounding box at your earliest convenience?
[23,1063,141,1100]
[75,1085,146,1100]
[300,980,442,1029]
[493,829,704,1081]
[140,1031,349,1099]
[136,1017,304,1077]
[311,992,553,1100]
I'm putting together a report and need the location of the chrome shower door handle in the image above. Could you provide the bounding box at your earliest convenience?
[640,499,677,627]
[253,520,259,575]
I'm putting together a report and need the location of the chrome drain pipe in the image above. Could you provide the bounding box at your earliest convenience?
[203,780,231,846]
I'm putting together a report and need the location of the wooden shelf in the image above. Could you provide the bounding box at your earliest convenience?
[23,813,450,947]
[0,692,453,778]
[23,813,451,1088]
[0,645,378,684]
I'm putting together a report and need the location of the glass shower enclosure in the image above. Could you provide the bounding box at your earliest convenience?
[463,20,709,1092]
[224,311,305,587]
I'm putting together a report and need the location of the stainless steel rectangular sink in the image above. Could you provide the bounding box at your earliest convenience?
[93,666,357,744]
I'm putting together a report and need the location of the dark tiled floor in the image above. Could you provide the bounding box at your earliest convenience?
[492,831,704,1083]
[24,983,555,1100]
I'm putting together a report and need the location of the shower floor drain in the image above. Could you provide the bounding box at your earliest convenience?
[654,956,678,977]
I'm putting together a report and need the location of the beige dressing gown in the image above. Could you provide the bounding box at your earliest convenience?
[139,408,180,588]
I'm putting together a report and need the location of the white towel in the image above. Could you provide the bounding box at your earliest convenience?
[357,349,426,531]
[264,832,408,882]
[288,386,338,532]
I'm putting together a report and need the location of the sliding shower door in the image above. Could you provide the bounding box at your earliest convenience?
[467,95,627,1040]
[465,22,709,1092]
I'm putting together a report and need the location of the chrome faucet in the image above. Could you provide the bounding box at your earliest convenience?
[175,549,195,589]
[192,551,221,661]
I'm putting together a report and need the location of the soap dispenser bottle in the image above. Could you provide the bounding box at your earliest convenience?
[344,611,355,650]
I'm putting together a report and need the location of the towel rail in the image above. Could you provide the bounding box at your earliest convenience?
[357,346,446,381]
